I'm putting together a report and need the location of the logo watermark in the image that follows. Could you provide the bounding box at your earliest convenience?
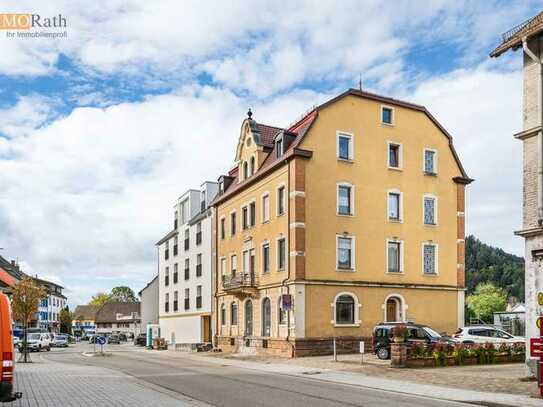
[1,13,67,39]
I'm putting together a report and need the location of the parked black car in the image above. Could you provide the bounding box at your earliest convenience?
[372,322,453,360]
[118,333,127,342]
[134,333,146,346]
[107,334,121,344]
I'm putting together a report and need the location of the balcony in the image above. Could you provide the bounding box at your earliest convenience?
[222,272,258,296]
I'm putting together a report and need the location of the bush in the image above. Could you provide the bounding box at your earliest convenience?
[410,343,426,359]
[512,342,525,355]
[497,343,512,355]
[452,343,470,365]
[433,343,448,367]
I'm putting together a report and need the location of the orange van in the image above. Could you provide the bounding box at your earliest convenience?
[0,292,20,402]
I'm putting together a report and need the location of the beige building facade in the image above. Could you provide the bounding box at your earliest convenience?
[213,89,471,356]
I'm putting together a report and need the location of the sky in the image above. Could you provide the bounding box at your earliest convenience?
[0,0,539,306]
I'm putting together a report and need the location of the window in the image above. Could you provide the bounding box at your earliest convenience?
[220,217,226,239]
[337,184,353,215]
[249,201,256,227]
[173,263,178,284]
[231,302,238,325]
[184,229,189,250]
[250,156,255,175]
[262,243,270,273]
[245,300,253,335]
[276,138,283,158]
[388,143,401,169]
[174,210,178,229]
[165,293,169,313]
[230,212,236,236]
[277,238,286,271]
[423,195,437,225]
[221,304,226,326]
[230,254,237,277]
[423,243,438,275]
[388,192,401,221]
[200,190,206,212]
[337,132,352,160]
[220,257,226,284]
[424,149,437,174]
[173,291,178,312]
[278,298,288,325]
[173,236,178,256]
[165,240,169,260]
[196,222,202,245]
[337,236,354,270]
[262,194,270,222]
[196,285,202,309]
[387,241,402,273]
[381,106,393,125]
[335,294,355,325]
[277,186,285,216]
[243,161,248,179]
[184,258,190,280]
[261,298,271,337]
[184,288,190,310]
[165,267,169,286]
[196,254,202,277]
[242,206,248,229]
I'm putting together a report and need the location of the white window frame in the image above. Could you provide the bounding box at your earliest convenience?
[336,234,356,272]
[336,131,354,161]
[423,148,438,175]
[421,242,439,276]
[387,141,403,170]
[422,194,438,226]
[387,189,403,222]
[330,291,361,327]
[276,236,287,271]
[385,239,404,274]
[381,105,395,126]
[336,182,355,216]
[276,183,286,216]
[261,240,270,274]
[261,192,270,223]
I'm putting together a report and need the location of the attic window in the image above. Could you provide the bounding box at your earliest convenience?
[276,138,283,158]
[250,156,255,175]
[243,162,249,179]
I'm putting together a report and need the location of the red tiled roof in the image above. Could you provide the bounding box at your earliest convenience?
[256,123,284,147]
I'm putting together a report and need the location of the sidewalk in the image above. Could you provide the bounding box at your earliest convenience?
[148,349,543,407]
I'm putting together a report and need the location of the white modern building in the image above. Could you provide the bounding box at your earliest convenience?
[157,181,218,350]
[95,302,141,337]
[139,275,159,330]
[35,277,67,333]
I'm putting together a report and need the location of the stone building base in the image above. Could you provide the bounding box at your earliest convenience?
[216,336,371,358]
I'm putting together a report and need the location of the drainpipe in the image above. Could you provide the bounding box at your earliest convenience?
[523,37,543,225]
[281,158,293,356]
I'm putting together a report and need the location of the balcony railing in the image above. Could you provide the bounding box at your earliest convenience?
[222,272,257,292]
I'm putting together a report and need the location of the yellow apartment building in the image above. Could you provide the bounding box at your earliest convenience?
[212,89,472,356]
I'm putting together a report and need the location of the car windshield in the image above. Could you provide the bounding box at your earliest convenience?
[28,333,41,340]
[423,327,442,338]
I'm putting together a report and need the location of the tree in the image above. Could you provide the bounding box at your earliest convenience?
[59,306,73,334]
[11,277,46,362]
[89,292,110,307]
[466,283,507,323]
[109,286,137,302]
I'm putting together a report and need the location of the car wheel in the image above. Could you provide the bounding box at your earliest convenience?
[46,346,51,352]
[376,347,390,360]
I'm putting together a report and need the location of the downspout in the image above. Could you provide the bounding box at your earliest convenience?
[281,157,293,356]
[523,37,543,225]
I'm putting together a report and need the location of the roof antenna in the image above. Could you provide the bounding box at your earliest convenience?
[358,74,362,91]
[247,108,253,119]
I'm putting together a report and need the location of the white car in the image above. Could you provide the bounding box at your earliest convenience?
[23,333,52,352]
[51,334,69,348]
[453,326,524,344]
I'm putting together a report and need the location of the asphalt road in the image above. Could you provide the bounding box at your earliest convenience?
[44,344,472,407]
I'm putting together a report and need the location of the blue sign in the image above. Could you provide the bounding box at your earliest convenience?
[96,336,106,345]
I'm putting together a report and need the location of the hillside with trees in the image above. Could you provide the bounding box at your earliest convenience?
[465,235,524,301]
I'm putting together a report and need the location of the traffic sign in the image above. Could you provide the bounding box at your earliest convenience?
[96,336,106,346]
[538,292,543,306]
[530,338,543,357]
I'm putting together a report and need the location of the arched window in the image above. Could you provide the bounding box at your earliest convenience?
[250,156,255,175]
[245,300,253,336]
[243,161,249,179]
[231,302,238,326]
[220,304,226,326]
[335,294,355,325]
[262,298,271,336]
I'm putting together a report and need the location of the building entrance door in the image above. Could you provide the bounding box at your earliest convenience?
[386,298,398,322]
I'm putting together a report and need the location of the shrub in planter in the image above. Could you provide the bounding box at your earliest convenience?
[433,343,448,367]
[474,343,497,364]
[513,342,525,355]
[452,343,470,365]
[409,343,425,359]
